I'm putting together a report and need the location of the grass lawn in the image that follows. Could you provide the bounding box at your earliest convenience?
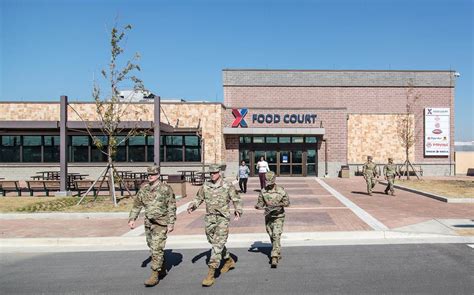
[0,196,134,213]
[397,179,474,198]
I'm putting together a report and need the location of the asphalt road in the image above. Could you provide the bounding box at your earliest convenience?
[1,244,473,295]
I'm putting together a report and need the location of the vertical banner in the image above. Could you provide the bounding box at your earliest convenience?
[424,108,450,156]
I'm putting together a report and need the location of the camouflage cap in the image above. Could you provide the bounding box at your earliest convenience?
[208,164,221,173]
[388,157,394,161]
[265,171,276,185]
[147,165,160,175]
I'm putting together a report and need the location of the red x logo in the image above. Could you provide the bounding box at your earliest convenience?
[231,108,248,128]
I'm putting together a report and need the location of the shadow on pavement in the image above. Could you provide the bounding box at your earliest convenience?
[248,241,272,262]
[191,249,239,278]
[140,250,183,279]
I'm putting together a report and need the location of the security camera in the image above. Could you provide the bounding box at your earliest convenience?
[454,72,461,77]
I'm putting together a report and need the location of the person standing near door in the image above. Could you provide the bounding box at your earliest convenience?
[238,160,250,193]
[257,156,269,190]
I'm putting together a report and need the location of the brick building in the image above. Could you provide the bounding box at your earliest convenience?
[0,69,456,182]
[222,69,456,177]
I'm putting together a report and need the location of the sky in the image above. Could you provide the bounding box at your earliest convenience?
[1,0,473,141]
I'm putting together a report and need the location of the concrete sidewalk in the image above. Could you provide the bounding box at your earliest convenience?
[1,177,473,251]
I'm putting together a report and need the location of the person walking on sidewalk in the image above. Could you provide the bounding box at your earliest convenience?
[257,156,269,190]
[187,164,243,287]
[362,155,378,196]
[383,157,399,196]
[238,160,250,193]
[255,171,290,269]
[128,165,177,287]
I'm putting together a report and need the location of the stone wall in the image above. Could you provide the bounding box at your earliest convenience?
[347,114,415,164]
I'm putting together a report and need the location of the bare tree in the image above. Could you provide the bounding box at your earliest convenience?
[396,80,421,180]
[71,24,151,206]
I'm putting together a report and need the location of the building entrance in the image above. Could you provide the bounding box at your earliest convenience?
[238,136,319,177]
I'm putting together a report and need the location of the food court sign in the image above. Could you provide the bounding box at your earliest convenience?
[424,108,450,156]
[231,108,317,127]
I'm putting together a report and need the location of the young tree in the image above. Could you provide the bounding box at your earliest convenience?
[71,24,150,206]
[396,80,421,180]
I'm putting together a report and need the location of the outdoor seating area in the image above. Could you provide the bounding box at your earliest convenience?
[0,168,214,197]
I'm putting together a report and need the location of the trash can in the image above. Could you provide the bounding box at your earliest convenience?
[167,174,186,198]
[340,165,350,178]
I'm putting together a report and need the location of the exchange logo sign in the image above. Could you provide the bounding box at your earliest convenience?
[424,108,450,156]
[231,108,248,127]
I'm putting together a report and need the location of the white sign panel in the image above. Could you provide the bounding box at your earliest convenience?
[424,108,450,156]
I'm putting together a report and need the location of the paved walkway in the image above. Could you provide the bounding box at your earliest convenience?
[1,177,473,239]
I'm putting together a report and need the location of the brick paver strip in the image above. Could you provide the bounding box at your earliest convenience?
[323,178,474,229]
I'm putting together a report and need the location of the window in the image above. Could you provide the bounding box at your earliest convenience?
[266,137,278,143]
[0,136,20,162]
[292,137,304,143]
[305,136,317,143]
[166,147,183,161]
[279,137,291,143]
[114,136,127,162]
[128,136,146,162]
[91,136,108,162]
[44,136,60,162]
[239,136,251,144]
[166,135,183,145]
[22,136,42,162]
[70,136,89,162]
[253,137,265,143]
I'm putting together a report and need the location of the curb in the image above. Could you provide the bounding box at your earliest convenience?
[0,212,133,220]
[379,181,474,203]
[1,231,473,253]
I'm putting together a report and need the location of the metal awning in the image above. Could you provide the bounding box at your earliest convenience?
[223,127,325,135]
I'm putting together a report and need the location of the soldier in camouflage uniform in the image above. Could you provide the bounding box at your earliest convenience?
[187,164,243,287]
[383,157,399,196]
[255,171,290,268]
[362,156,378,196]
[128,165,176,287]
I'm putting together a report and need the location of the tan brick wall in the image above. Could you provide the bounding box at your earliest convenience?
[0,102,224,165]
[0,103,60,120]
[348,114,415,164]
[455,152,474,175]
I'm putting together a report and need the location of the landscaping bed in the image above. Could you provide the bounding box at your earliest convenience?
[0,196,134,213]
[397,179,474,198]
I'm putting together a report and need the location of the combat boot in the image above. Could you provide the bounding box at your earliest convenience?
[144,269,159,287]
[221,257,235,273]
[391,191,395,196]
[271,257,279,268]
[202,267,216,287]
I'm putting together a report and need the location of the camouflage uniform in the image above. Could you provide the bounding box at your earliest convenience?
[129,168,176,272]
[383,158,399,196]
[362,156,378,195]
[255,171,290,260]
[188,165,243,269]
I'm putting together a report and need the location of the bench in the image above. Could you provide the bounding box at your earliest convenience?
[116,178,138,196]
[74,179,111,196]
[26,180,61,196]
[0,180,22,196]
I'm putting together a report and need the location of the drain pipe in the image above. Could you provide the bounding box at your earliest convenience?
[324,138,328,177]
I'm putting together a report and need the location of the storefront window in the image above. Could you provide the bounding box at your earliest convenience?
[114,136,127,162]
[128,136,146,162]
[70,136,89,162]
[166,147,183,161]
[91,136,108,162]
[185,147,201,162]
[253,137,265,143]
[44,136,60,162]
[239,136,251,144]
[166,135,183,145]
[22,136,42,162]
[305,136,317,143]
[307,149,317,163]
[0,136,21,162]
[279,137,291,143]
[292,137,304,143]
[266,137,278,143]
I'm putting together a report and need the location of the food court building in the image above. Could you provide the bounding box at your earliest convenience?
[0,69,456,180]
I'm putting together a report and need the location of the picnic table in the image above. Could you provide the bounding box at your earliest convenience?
[36,171,60,180]
[177,170,198,182]
[192,171,210,185]
[126,172,148,180]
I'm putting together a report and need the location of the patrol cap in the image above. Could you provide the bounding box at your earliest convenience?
[208,164,221,173]
[265,171,276,185]
[147,165,160,175]
[388,157,393,161]
[367,155,373,160]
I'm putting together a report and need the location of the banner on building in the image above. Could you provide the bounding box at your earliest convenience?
[424,108,450,156]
